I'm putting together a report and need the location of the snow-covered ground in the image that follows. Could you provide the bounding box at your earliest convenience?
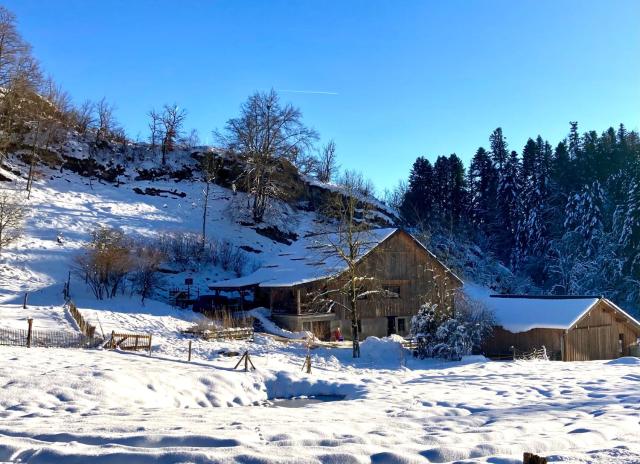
[1,340,639,463]
[1,167,640,463]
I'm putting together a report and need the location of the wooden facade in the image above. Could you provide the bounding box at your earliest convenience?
[483,298,640,361]
[268,229,463,340]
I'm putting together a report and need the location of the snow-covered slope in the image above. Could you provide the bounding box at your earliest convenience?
[0,161,320,308]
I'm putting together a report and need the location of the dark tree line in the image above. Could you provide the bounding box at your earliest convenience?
[399,123,640,313]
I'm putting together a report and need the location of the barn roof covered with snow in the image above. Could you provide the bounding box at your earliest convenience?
[486,295,640,333]
[209,228,462,290]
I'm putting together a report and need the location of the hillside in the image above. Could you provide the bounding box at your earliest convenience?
[0,133,399,309]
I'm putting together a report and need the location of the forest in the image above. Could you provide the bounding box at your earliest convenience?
[393,123,640,313]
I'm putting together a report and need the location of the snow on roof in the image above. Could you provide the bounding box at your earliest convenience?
[210,228,398,289]
[486,295,601,332]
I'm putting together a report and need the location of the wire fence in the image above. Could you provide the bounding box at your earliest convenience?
[0,327,103,349]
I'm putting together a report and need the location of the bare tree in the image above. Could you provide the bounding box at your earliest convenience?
[310,171,383,358]
[185,128,200,150]
[216,89,318,223]
[147,108,161,156]
[383,179,408,212]
[0,191,26,254]
[133,246,165,304]
[94,97,115,145]
[0,7,32,88]
[160,104,187,165]
[74,226,133,300]
[316,140,338,183]
[200,150,223,249]
[73,100,94,136]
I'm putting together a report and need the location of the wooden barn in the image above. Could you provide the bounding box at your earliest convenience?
[209,228,462,340]
[482,295,640,361]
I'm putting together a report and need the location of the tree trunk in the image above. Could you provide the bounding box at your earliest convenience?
[351,321,360,358]
[202,181,209,247]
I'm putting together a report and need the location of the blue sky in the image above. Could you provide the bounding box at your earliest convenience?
[7,0,640,193]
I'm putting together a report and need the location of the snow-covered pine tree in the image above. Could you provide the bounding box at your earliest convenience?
[468,147,497,232]
[576,181,604,256]
[494,150,521,262]
[620,170,640,278]
[512,137,552,279]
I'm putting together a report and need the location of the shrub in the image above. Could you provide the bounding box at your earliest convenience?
[411,295,494,361]
[74,226,134,299]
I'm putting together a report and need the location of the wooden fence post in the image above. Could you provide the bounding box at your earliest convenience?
[26,318,33,348]
[188,340,192,362]
[523,452,547,464]
[148,335,152,355]
[110,330,115,349]
[23,293,28,309]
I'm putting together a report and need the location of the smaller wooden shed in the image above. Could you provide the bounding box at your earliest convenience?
[482,295,640,361]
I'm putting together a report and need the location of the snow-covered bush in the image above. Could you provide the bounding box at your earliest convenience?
[432,319,472,361]
[410,303,440,358]
[411,295,494,361]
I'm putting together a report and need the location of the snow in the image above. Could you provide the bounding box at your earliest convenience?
[0,304,74,331]
[606,356,640,365]
[486,296,600,332]
[464,284,631,333]
[209,228,398,289]
[247,307,309,339]
[1,165,640,463]
[1,342,640,463]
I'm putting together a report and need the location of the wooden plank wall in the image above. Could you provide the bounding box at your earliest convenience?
[270,230,461,320]
[483,327,564,358]
[564,300,640,361]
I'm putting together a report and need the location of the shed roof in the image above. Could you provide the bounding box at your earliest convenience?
[487,295,640,333]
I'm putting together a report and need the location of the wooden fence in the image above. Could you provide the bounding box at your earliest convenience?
[182,326,254,341]
[107,331,153,352]
[0,326,102,348]
[67,301,97,338]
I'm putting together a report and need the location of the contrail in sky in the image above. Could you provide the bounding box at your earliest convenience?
[277,89,339,95]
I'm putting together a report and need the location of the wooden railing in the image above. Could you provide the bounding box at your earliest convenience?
[67,301,97,338]
[181,326,254,341]
[107,331,152,353]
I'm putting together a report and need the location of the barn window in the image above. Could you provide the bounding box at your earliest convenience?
[383,285,401,299]
[397,318,406,334]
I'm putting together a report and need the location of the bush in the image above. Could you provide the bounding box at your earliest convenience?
[74,226,134,300]
[210,238,249,277]
[132,245,165,303]
[411,295,494,361]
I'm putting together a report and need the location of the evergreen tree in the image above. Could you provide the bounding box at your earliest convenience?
[447,154,468,231]
[468,147,496,231]
[489,127,509,171]
[400,156,433,226]
[620,169,640,278]
[432,156,450,228]
[494,150,521,261]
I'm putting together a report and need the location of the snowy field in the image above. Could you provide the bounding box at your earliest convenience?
[1,339,639,463]
[0,167,639,463]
